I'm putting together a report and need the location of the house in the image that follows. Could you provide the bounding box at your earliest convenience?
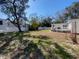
[0,19,28,33]
[51,23,69,32]
[51,19,79,33]
[67,19,79,34]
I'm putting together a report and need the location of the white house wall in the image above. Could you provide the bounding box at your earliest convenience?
[51,23,69,32]
[51,19,79,33]
[73,20,79,33]
[76,21,79,33]
[0,20,28,33]
[67,19,79,33]
[67,22,72,32]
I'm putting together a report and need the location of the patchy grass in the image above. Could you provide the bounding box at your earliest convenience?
[0,30,79,59]
[26,30,70,43]
[25,30,79,59]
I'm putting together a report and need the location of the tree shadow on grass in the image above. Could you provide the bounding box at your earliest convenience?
[0,32,20,54]
[10,40,46,59]
[11,39,59,59]
[0,32,44,59]
[0,32,76,59]
[25,33,50,40]
[53,43,76,59]
[10,34,56,59]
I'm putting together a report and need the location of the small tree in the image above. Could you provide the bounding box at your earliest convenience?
[29,16,39,30]
[0,0,29,32]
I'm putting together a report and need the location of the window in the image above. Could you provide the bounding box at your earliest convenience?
[57,27,61,29]
[0,21,3,25]
[63,25,67,27]
[63,25,67,29]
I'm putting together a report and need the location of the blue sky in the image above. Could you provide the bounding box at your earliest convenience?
[0,0,78,19]
[27,0,78,17]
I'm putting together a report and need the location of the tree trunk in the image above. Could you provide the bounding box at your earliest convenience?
[17,19,22,32]
[17,24,22,32]
[8,18,22,32]
[12,0,22,32]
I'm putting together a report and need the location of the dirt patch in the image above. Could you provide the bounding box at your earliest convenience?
[29,30,70,42]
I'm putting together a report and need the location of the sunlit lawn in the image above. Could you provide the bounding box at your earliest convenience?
[0,30,79,59]
[27,30,70,43]
[26,30,79,58]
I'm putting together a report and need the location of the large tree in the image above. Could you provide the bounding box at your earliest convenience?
[0,0,29,32]
[64,2,79,19]
[54,2,79,23]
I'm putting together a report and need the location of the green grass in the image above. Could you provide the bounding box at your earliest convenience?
[29,30,49,33]
[0,31,77,59]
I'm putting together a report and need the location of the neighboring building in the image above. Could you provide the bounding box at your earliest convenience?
[67,19,79,34]
[0,19,28,33]
[51,23,69,32]
[51,19,79,33]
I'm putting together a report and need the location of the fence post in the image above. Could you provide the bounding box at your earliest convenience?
[71,21,77,44]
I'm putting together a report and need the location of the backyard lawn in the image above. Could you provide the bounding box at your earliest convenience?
[0,30,79,59]
[27,30,71,43]
[26,30,79,58]
[28,30,79,43]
